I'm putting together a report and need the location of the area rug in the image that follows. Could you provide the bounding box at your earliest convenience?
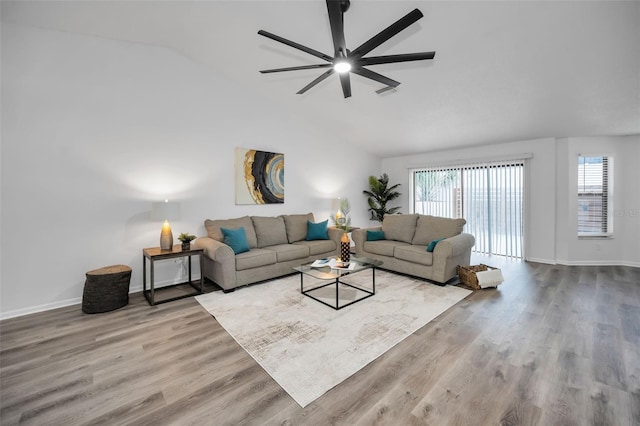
[195,270,471,407]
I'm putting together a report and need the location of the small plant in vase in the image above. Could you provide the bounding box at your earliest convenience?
[177,233,196,251]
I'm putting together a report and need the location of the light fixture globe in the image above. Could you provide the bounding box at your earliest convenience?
[333,61,351,74]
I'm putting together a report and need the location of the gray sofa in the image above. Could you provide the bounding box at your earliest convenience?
[194,213,341,292]
[352,214,475,284]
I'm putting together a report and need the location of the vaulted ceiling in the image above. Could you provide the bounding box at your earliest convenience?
[3,1,639,157]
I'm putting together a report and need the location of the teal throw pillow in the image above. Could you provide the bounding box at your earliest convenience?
[306,220,329,240]
[426,238,446,252]
[221,227,250,254]
[366,230,386,241]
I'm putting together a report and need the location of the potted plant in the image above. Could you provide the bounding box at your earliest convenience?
[363,173,401,222]
[177,233,197,251]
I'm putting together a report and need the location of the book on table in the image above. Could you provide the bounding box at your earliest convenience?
[310,258,356,270]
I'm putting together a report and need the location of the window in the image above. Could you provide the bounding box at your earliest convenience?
[578,155,612,237]
[412,161,525,258]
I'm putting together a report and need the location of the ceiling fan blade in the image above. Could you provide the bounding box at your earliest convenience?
[297,69,335,94]
[351,67,400,92]
[339,72,352,98]
[359,51,435,66]
[260,64,333,74]
[351,9,423,58]
[258,30,333,62]
[326,0,347,57]
[375,85,397,95]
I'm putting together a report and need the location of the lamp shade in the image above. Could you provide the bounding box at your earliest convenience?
[151,201,180,221]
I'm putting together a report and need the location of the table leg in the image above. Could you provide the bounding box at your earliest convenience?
[198,253,204,293]
[150,260,155,305]
[143,256,147,295]
[372,267,376,294]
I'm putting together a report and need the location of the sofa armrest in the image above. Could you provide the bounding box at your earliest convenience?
[193,236,235,262]
[433,233,476,258]
[352,227,382,255]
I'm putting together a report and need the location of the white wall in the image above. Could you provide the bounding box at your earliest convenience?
[381,138,558,263]
[382,136,639,267]
[556,135,640,266]
[0,23,381,318]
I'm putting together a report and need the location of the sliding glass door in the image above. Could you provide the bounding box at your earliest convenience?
[412,161,525,258]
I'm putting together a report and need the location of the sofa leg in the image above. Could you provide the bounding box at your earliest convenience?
[222,288,235,294]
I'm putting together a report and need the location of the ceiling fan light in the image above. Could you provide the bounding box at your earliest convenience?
[334,61,351,74]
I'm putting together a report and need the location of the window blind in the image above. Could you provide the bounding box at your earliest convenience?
[578,156,611,236]
[412,161,524,258]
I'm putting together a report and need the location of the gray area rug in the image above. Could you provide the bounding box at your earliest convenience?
[196,269,471,407]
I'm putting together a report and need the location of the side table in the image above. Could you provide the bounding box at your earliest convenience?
[142,245,204,306]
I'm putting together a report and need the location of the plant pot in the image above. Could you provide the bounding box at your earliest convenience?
[181,242,191,251]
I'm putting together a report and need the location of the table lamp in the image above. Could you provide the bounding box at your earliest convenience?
[151,200,180,250]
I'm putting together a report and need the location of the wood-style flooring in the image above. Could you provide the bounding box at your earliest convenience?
[1,255,639,425]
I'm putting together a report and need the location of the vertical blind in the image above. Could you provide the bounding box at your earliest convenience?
[413,161,525,258]
[578,156,611,236]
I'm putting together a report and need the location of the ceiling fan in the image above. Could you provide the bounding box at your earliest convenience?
[258,0,436,98]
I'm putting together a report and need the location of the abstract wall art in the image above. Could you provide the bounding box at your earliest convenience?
[235,148,284,205]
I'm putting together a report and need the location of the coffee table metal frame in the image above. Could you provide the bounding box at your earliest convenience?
[293,257,382,310]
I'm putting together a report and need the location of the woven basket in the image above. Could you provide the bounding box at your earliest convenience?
[82,265,132,314]
[456,264,499,290]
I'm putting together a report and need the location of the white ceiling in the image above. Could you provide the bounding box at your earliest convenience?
[3,1,639,157]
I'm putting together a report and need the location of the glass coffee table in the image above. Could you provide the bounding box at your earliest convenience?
[293,257,383,310]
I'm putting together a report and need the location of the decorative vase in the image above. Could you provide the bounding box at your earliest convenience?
[181,242,191,251]
[340,231,351,263]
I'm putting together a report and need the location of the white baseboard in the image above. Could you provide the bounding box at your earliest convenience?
[0,297,83,321]
[556,260,640,268]
[525,257,557,265]
[0,274,202,320]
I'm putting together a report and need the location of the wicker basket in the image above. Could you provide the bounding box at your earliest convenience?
[82,264,132,314]
[456,264,499,290]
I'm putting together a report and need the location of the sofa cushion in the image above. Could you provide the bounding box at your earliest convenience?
[293,240,336,256]
[394,245,434,266]
[252,216,288,248]
[412,215,467,246]
[306,220,329,240]
[235,248,277,271]
[364,240,410,257]
[366,230,386,241]
[264,244,310,262]
[282,213,314,243]
[205,216,258,248]
[382,214,419,243]
[221,227,250,254]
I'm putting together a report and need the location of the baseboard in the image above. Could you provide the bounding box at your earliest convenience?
[525,257,557,265]
[0,274,202,321]
[556,260,640,268]
[0,297,82,321]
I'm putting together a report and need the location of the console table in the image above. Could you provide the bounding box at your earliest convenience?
[142,245,204,305]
